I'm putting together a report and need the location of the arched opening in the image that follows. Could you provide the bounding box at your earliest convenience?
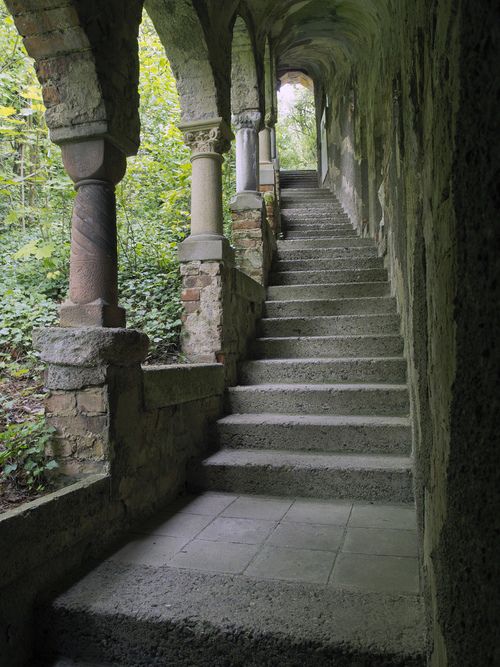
[0,3,192,503]
[276,73,317,171]
[117,10,190,364]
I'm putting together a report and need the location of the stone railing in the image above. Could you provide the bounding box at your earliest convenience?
[0,348,225,665]
[230,192,277,285]
[180,259,265,385]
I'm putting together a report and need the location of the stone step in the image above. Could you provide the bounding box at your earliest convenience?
[239,357,407,385]
[269,268,388,286]
[276,246,378,260]
[282,202,343,209]
[281,211,347,219]
[282,219,350,227]
[264,297,397,317]
[286,229,357,239]
[215,413,411,455]
[39,551,425,666]
[277,238,372,249]
[284,222,352,230]
[258,314,399,337]
[281,201,342,208]
[275,257,383,271]
[226,383,409,417]
[281,192,336,198]
[191,450,414,503]
[281,186,327,191]
[280,183,319,189]
[253,334,403,359]
[267,282,390,300]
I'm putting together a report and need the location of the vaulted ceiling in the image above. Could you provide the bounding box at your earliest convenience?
[247,0,388,81]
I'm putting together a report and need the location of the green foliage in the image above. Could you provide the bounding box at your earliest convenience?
[0,418,57,492]
[277,85,317,169]
[0,7,196,365]
[0,286,59,362]
[222,142,236,241]
[120,266,183,363]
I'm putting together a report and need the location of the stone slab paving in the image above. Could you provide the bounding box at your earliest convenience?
[42,491,424,666]
[108,491,419,594]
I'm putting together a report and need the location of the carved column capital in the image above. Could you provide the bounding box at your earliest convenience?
[179,117,233,156]
[231,110,262,133]
[61,138,126,186]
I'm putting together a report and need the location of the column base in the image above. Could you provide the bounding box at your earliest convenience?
[259,162,275,186]
[60,299,126,328]
[230,191,263,211]
[178,234,234,264]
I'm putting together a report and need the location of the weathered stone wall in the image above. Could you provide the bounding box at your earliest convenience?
[0,335,225,666]
[5,0,144,155]
[231,198,276,285]
[320,1,499,664]
[180,260,265,384]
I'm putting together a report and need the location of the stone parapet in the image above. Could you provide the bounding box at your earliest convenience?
[34,327,148,477]
[0,358,225,666]
[230,192,277,285]
[143,364,224,409]
[180,259,265,384]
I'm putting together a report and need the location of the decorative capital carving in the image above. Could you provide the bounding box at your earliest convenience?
[232,110,262,132]
[179,117,233,155]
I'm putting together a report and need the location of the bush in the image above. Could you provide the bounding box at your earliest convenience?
[0,417,57,492]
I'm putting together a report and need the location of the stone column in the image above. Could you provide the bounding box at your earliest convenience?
[270,126,277,162]
[178,118,233,261]
[259,122,275,193]
[259,126,272,163]
[176,118,235,367]
[233,111,261,194]
[34,327,148,477]
[59,139,127,328]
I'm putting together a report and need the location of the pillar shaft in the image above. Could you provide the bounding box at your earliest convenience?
[270,127,277,162]
[190,153,223,236]
[60,139,127,328]
[179,118,232,241]
[233,111,261,193]
[259,127,272,164]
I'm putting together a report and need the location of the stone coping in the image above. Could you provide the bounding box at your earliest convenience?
[233,268,266,303]
[143,363,225,410]
[0,473,111,588]
[33,327,149,367]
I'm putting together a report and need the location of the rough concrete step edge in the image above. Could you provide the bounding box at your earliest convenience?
[199,448,414,471]
[216,413,411,427]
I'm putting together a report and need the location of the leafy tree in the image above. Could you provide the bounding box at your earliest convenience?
[276,84,317,170]
[0,6,204,501]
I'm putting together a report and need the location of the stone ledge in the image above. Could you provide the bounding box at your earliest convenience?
[230,191,263,211]
[178,235,235,263]
[0,473,111,588]
[143,363,225,410]
[233,267,266,303]
[33,327,149,368]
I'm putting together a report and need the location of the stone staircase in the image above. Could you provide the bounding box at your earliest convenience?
[38,170,425,667]
[193,171,413,505]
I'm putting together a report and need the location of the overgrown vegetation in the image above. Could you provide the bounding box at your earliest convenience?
[0,7,208,506]
[276,84,317,169]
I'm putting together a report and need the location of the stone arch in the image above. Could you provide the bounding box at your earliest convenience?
[146,0,229,124]
[4,0,144,156]
[230,14,262,117]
